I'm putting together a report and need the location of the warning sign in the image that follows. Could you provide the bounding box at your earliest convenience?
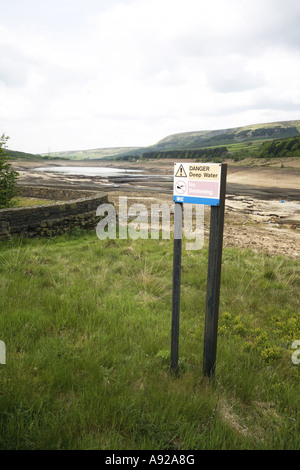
[188,164,220,181]
[175,164,187,178]
[175,180,187,194]
[173,162,221,205]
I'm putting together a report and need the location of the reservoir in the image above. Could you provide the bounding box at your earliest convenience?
[31,165,173,192]
[33,166,144,177]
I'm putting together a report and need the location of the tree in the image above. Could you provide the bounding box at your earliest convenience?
[0,134,20,208]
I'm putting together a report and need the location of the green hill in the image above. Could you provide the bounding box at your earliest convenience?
[109,120,300,160]
[5,119,300,161]
[42,147,141,160]
[109,120,300,162]
[145,120,300,152]
[5,149,44,161]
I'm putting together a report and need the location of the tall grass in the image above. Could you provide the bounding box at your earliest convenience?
[0,231,299,449]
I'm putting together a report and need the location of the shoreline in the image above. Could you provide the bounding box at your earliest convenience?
[11,158,300,201]
[8,158,300,260]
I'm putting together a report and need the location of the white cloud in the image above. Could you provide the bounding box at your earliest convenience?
[0,0,300,153]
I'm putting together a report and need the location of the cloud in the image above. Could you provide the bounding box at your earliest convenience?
[0,0,300,153]
[205,56,266,94]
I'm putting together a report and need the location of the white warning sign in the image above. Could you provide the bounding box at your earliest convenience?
[173,162,221,205]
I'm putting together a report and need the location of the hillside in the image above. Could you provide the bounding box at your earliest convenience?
[6,119,300,161]
[114,134,300,163]
[5,149,44,161]
[41,147,140,160]
[143,120,300,153]
[106,120,300,160]
[109,120,300,162]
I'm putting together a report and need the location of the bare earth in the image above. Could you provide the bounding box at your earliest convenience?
[12,158,300,259]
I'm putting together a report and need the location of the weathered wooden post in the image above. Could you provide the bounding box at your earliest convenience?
[171,162,227,377]
[203,164,227,377]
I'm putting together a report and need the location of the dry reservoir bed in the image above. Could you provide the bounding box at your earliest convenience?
[12,159,300,259]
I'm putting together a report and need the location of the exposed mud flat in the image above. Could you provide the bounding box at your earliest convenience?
[107,191,299,259]
[13,158,300,198]
[11,159,300,259]
[223,196,299,259]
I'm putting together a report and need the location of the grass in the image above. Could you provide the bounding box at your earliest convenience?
[9,197,56,208]
[0,229,299,450]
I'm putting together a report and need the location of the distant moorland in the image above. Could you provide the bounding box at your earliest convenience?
[5,119,300,162]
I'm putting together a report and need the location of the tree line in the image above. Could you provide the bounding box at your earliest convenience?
[232,135,300,161]
[116,146,229,162]
[116,135,300,163]
[256,135,300,159]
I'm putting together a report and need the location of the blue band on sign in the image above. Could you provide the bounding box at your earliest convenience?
[173,195,220,206]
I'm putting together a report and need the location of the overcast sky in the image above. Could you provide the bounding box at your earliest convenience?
[1,0,300,154]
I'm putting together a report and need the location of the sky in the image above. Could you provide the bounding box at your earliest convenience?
[1,0,300,154]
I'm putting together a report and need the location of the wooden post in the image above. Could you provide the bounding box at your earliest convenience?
[171,202,183,374]
[203,164,227,378]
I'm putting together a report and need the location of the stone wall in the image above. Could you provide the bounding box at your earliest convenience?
[20,185,101,201]
[0,186,108,239]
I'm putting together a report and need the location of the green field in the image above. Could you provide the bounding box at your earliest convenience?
[9,197,56,208]
[0,230,299,449]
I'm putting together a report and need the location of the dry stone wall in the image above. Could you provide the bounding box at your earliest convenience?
[20,185,101,201]
[0,186,108,239]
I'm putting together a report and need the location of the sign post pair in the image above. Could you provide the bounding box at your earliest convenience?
[171,162,227,378]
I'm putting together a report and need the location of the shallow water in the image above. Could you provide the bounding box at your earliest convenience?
[33,166,144,177]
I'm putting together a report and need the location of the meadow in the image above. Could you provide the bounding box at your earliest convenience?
[0,229,299,450]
